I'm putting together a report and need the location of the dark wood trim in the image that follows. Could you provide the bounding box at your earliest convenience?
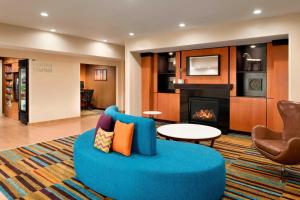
[174,83,232,90]
[141,53,154,57]
[272,39,288,46]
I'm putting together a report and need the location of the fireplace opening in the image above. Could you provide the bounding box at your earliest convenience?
[192,109,216,121]
[177,84,230,132]
[189,97,219,124]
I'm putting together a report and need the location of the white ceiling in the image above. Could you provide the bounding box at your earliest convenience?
[0,0,300,45]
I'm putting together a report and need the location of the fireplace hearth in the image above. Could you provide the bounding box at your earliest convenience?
[174,84,230,132]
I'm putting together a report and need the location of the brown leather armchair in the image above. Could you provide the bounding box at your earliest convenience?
[252,100,300,173]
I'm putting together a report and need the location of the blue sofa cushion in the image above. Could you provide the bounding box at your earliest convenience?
[74,129,226,200]
[104,106,157,156]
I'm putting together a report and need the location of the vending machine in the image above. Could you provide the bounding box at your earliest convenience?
[19,59,29,124]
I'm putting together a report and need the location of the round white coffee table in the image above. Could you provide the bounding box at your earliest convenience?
[143,111,162,118]
[157,124,221,147]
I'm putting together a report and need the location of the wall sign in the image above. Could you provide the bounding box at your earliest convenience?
[33,62,53,73]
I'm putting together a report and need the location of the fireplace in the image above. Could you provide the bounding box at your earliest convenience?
[174,84,230,132]
[189,98,218,123]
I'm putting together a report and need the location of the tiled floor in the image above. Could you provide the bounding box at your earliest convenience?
[0,115,99,151]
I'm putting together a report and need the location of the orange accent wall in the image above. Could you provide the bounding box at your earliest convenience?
[229,47,237,96]
[153,54,158,93]
[267,44,288,100]
[85,65,116,109]
[266,43,288,132]
[175,51,181,94]
[141,55,154,116]
[181,47,229,84]
[80,64,87,82]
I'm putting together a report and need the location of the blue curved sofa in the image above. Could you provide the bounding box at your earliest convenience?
[74,106,226,200]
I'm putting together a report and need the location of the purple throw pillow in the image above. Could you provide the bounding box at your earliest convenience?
[95,114,114,136]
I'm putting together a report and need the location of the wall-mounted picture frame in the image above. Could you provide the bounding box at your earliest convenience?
[95,68,107,81]
[186,55,220,76]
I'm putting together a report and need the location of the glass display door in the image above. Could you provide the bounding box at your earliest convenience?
[19,59,29,124]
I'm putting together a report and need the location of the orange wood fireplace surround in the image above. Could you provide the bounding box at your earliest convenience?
[141,41,288,133]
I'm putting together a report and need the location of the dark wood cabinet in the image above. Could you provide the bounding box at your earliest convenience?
[141,42,288,129]
[141,52,180,122]
[230,97,266,132]
[156,93,180,122]
[230,42,288,132]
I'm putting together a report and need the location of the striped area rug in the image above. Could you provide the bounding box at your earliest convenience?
[0,133,299,200]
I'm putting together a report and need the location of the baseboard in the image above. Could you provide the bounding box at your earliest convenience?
[28,116,81,126]
[91,107,105,110]
[228,129,251,136]
[91,107,125,113]
[154,119,177,123]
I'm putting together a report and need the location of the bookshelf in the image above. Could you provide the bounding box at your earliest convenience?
[4,64,14,107]
[2,61,19,120]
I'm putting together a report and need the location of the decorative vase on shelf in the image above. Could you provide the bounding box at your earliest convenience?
[178,79,184,84]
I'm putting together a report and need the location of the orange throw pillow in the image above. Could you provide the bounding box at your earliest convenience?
[112,120,135,156]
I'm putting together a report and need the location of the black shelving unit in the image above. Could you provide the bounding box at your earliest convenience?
[236,43,267,97]
[157,53,176,93]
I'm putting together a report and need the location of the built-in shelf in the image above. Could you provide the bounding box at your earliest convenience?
[236,43,267,97]
[157,52,176,93]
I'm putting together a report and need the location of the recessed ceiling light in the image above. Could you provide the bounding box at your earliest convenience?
[179,23,186,28]
[50,29,56,32]
[253,9,262,15]
[40,12,49,17]
[250,45,256,48]
[103,39,108,43]
[129,32,135,36]
[169,52,174,56]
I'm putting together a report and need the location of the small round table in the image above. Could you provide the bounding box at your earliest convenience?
[143,111,162,118]
[157,124,221,147]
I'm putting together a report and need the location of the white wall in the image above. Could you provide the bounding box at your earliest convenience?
[125,13,300,115]
[0,23,124,60]
[0,48,124,123]
[0,23,125,123]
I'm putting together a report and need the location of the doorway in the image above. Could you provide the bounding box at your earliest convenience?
[1,57,29,124]
[80,63,116,117]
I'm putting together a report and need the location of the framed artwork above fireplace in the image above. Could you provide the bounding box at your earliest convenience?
[186,55,220,76]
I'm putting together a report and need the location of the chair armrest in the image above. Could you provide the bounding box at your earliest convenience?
[287,137,300,152]
[252,125,282,140]
[280,137,300,164]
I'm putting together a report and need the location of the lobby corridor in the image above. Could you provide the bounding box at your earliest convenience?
[0,115,98,150]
